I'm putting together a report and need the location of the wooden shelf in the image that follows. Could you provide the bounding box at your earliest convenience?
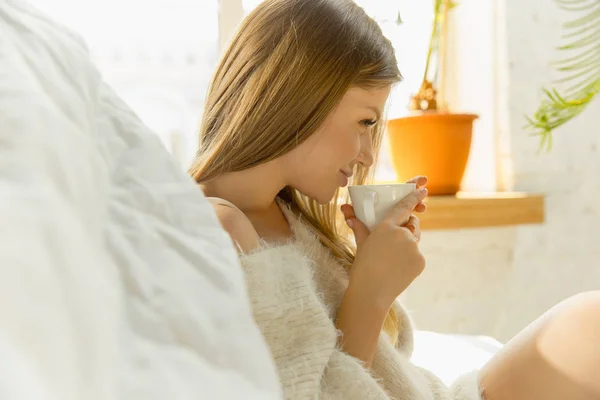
[420,192,545,230]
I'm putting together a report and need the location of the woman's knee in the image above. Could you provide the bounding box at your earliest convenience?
[536,291,600,391]
[479,291,600,400]
[541,290,600,346]
[567,290,600,308]
[554,290,600,329]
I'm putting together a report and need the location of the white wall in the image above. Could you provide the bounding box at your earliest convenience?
[403,0,600,342]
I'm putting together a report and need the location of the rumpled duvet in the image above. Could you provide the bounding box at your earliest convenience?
[0,1,282,399]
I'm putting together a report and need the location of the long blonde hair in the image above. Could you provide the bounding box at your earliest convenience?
[189,0,402,343]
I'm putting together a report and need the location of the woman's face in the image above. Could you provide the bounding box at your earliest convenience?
[283,86,391,204]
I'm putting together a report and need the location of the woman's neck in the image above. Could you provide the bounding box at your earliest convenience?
[201,162,294,241]
[202,163,283,212]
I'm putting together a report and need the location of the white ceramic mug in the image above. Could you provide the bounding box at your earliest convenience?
[348,183,416,230]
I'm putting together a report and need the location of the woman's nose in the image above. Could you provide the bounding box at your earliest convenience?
[356,136,374,167]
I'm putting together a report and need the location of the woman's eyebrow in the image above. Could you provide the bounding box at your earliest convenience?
[366,106,382,120]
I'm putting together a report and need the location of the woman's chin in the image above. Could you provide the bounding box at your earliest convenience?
[304,192,336,205]
[316,189,340,205]
[291,185,338,205]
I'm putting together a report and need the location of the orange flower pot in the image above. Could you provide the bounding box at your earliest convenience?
[387,112,478,195]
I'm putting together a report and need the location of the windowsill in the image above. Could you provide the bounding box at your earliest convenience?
[420,192,545,230]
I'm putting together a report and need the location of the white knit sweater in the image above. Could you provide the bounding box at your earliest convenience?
[229,200,484,399]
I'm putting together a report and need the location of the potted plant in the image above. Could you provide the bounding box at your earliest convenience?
[527,0,599,149]
[386,0,478,195]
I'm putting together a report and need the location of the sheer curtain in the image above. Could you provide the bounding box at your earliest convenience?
[29,0,220,168]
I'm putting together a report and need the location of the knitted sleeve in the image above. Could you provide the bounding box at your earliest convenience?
[240,244,483,400]
[239,244,389,400]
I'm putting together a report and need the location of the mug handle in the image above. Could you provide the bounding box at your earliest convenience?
[363,190,377,229]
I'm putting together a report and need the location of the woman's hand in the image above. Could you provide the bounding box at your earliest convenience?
[342,175,427,243]
[344,186,428,305]
[212,204,261,253]
[406,175,428,214]
[340,175,428,301]
[335,177,428,366]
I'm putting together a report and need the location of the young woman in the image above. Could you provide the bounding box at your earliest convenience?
[190,0,600,398]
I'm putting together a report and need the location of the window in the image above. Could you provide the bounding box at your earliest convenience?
[30,0,220,168]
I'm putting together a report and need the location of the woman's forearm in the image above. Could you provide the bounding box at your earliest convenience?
[335,281,391,368]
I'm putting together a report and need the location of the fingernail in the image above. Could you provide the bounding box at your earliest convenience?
[419,188,428,196]
[346,219,354,229]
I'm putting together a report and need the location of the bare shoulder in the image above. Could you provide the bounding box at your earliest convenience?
[211,202,251,233]
[209,200,260,252]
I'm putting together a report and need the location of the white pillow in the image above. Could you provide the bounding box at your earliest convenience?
[0,2,282,400]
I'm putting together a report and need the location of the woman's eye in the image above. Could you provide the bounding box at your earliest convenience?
[361,119,377,128]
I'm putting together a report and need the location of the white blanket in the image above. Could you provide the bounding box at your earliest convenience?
[0,1,282,399]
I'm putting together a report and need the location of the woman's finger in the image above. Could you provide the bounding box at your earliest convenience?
[341,204,371,247]
[340,203,356,220]
[391,188,428,225]
[414,202,427,214]
[405,176,428,189]
[405,215,421,242]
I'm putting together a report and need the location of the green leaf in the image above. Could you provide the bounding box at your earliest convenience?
[396,11,403,25]
[527,0,600,150]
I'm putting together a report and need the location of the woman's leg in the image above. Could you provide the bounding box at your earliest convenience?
[479,291,600,400]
